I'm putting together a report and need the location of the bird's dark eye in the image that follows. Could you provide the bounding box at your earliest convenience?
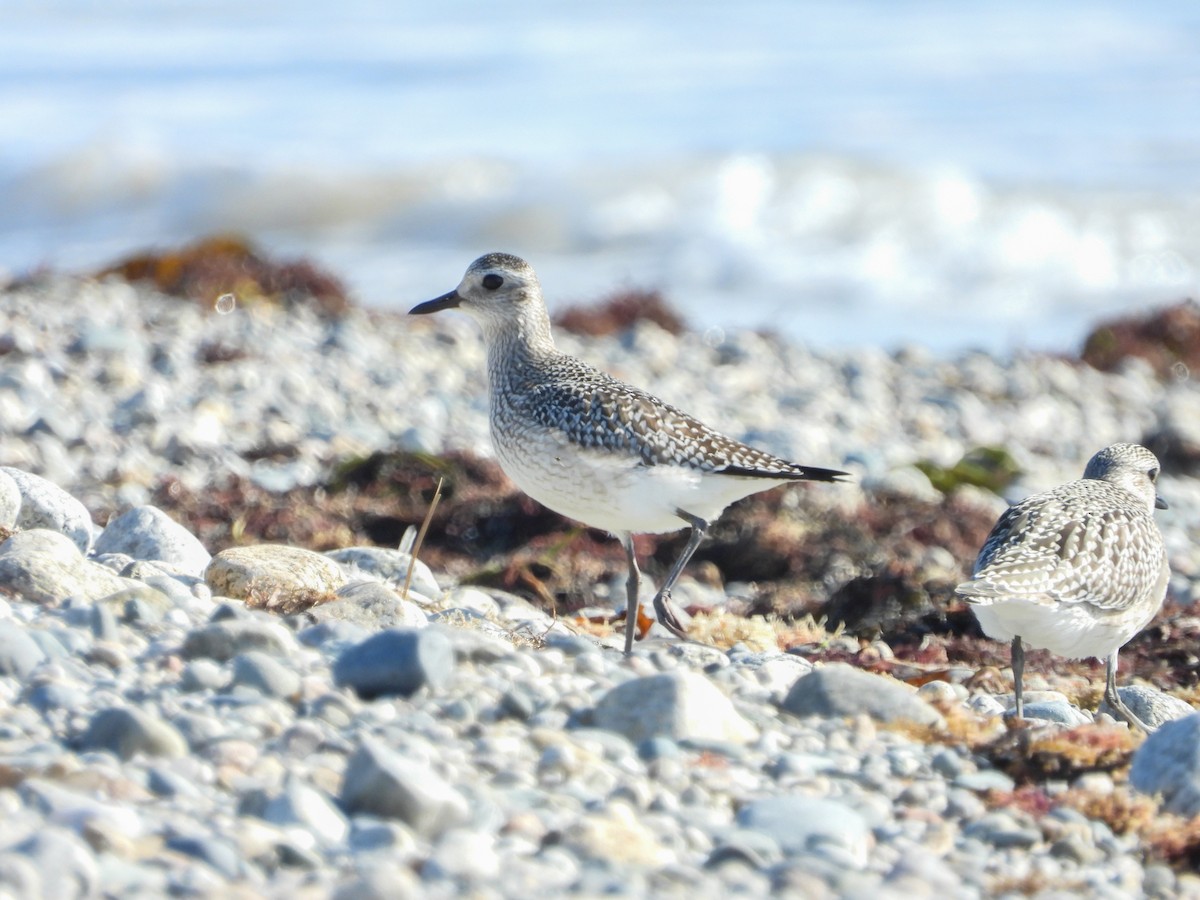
[482,274,503,290]
[1148,467,1160,482]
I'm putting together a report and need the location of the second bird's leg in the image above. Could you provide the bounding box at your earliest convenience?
[651,510,709,640]
[1011,636,1025,720]
[1103,650,1152,732]
[621,533,640,655]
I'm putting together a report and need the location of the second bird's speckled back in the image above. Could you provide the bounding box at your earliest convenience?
[962,477,1166,611]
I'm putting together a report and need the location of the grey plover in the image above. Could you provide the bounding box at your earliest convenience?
[411,252,847,653]
[955,443,1170,731]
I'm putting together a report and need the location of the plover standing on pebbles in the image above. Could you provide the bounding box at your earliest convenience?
[411,253,847,653]
[956,443,1170,731]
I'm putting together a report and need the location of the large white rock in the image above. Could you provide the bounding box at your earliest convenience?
[94,505,211,577]
[593,670,757,745]
[1,468,94,553]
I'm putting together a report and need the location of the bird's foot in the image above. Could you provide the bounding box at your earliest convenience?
[652,590,689,640]
[1105,691,1153,733]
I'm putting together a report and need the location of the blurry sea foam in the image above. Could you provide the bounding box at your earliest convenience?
[3,0,1199,353]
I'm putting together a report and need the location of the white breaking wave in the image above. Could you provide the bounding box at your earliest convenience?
[2,0,1198,352]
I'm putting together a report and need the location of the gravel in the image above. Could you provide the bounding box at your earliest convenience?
[0,274,1196,895]
[781,661,946,728]
[333,628,456,699]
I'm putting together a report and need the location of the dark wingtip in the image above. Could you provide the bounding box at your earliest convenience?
[719,463,851,482]
[798,465,852,483]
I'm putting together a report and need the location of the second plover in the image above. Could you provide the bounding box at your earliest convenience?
[411,252,847,653]
[956,443,1170,730]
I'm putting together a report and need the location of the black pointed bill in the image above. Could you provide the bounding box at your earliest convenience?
[409,290,461,315]
[1156,495,1168,510]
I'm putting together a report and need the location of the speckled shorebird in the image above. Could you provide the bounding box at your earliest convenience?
[410,253,847,653]
[955,443,1169,731]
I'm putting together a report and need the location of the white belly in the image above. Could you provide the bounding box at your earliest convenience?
[494,425,782,535]
[972,596,1161,661]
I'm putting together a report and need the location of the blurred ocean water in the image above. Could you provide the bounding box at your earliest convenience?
[3,0,1199,352]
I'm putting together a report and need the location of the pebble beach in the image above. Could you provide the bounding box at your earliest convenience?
[1,270,1200,898]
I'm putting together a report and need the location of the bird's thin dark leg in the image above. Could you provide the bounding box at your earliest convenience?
[621,533,640,655]
[1012,636,1025,719]
[1104,650,1152,732]
[651,510,708,640]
